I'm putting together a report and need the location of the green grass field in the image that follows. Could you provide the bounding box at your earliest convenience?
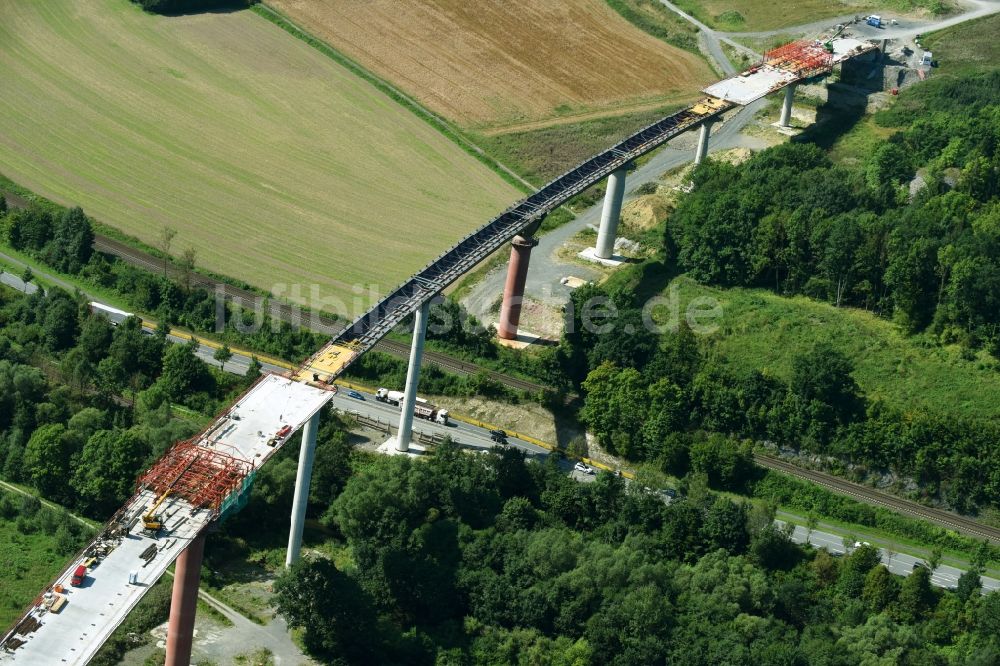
[0,490,84,629]
[671,0,949,32]
[0,0,518,308]
[668,276,1000,420]
[920,13,1000,72]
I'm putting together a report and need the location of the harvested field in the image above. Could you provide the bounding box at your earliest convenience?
[0,0,518,309]
[268,0,714,129]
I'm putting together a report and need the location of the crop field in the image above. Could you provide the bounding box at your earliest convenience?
[667,277,1000,421]
[0,0,519,308]
[267,0,714,130]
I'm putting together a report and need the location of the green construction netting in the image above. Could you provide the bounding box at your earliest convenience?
[217,469,258,523]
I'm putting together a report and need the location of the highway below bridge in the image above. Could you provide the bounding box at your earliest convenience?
[2,36,888,666]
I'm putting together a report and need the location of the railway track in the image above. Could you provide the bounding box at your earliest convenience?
[91,235,551,395]
[755,454,1000,544]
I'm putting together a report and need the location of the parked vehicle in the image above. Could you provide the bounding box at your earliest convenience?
[574,462,595,475]
[866,15,883,27]
[70,565,87,587]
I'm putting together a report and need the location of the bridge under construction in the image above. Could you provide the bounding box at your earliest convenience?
[0,36,878,666]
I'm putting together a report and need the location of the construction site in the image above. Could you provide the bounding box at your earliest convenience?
[1,33,881,666]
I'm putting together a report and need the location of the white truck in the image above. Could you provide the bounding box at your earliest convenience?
[375,388,449,425]
[375,388,405,405]
[89,301,134,326]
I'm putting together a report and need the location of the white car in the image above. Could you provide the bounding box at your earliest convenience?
[574,462,595,475]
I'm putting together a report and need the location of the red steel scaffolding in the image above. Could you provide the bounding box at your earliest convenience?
[764,40,833,78]
[136,440,253,512]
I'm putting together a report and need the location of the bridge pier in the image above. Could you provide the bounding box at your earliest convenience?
[285,411,320,567]
[595,165,629,260]
[165,532,206,666]
[396,301,430,452]
[779,84,796,128]
[497,235,538,340]
[694,120,714,165]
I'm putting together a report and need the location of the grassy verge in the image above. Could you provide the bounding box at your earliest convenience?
[751,469,1000,568]
[473,103,691,184]
[605,0,702,54]
[776,509,1000,578]
[919,13,1000,73]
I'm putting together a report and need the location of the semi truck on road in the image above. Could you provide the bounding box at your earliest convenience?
[376,388,449,424]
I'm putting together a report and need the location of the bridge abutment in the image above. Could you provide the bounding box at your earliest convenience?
[285,411,320,567]
[395,301,430,451]
[779,84,796,128]
[165,532,206,666]
[594,165,628,260]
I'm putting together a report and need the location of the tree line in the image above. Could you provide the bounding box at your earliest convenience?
[274,442,1000,665]
[668,74,1000,353]
[0,203,325,362]
[0,283,259,519]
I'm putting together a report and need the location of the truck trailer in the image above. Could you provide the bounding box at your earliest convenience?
[375,388,405,405]
[375,388,449,424]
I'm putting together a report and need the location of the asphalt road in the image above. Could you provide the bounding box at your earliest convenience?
[0,269,39,295]
[328,387,549,457]
[780,520,1000,594]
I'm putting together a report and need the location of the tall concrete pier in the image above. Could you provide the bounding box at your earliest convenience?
[396,301,430,451]
[285,411,320,567]
[779,84,796,128]
[164,533,206,666]
[694,120,714,165]
[595,165,628,260]
[497,235,538,340]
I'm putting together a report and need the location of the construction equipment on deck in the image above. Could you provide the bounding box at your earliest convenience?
[142,489,171,532]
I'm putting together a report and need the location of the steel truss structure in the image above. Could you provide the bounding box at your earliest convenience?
[136,440,253,513]
[329,98,734,356]
[764,40,834,78]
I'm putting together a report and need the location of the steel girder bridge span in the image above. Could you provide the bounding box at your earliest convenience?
[0,36,878,666]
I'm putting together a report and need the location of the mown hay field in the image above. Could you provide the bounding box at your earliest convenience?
[0,0,518,307]
[268,0,715,130]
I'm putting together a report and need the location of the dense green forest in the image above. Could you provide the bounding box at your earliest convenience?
[670,72,1000,351]
[565,70,1000,515]
[0,282,257,519]
[274,442,998,665]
